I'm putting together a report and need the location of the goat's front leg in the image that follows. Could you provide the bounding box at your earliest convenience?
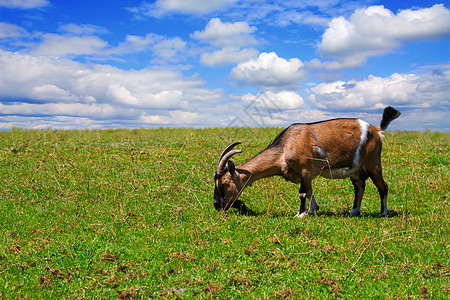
[296,179,314,218]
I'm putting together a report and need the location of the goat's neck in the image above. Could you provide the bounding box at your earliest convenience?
[236,147,283,186]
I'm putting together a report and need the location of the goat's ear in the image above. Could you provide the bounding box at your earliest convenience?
[227,160,236,176]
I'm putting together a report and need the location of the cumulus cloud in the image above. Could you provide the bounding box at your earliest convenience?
[0,49,224,128]
[193,18,259,67]
[242,91,304,110]
[230,52,307,89]
[200,47,259,66]
[32,84,79,102]
[317,4,450,69]
[1,2,448,131]
[191,18,257,48]
[0,50,213,108]
[308,68,450,111]
[151,37,187,63]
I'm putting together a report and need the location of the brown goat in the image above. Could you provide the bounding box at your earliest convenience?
[214,106,401,217]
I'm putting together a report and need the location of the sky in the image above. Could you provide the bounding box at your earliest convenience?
[0,0,449,131]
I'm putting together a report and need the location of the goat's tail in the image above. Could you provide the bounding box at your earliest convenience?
[380,106,401,131]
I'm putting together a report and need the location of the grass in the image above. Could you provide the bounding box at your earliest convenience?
[0,127,448,299]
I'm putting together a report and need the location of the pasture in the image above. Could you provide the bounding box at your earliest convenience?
[0,128,448,299]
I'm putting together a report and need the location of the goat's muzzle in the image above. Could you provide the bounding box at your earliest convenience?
[214,200,232,211]
[213,200,223,211]
[213,184,225,211]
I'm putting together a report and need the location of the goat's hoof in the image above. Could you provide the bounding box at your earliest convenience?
[346,212,360,217]
[308,205,319,215]
[346,208,361,217]
[295,212,308,218]
[378,210,389,218]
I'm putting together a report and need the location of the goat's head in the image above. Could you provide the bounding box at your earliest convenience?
[213,142,242,211]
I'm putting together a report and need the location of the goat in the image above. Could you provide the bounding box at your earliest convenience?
[214,106,401,217]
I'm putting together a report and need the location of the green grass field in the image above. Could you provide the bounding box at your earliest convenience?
[0,128,449,299]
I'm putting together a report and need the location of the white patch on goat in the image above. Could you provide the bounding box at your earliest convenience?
[313,145,327,158]
[329,167,358,179]
[295,211,308,218]
[321,166,359,179]
[353,120,369,168]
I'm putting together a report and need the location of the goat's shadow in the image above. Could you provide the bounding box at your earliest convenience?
[231,207,399,218]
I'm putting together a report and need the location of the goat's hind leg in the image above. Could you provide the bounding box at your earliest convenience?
[309,194,319,215]
[367,167,389,217]
[347,172,368,216]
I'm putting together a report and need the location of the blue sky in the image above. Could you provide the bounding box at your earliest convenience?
[0,0,449,130]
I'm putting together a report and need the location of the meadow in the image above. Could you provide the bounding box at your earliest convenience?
[0,127,448,299]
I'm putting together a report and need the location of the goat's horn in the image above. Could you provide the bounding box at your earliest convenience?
[216,149,242,175]
[219,142,241,161]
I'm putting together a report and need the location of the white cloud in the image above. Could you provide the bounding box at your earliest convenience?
[105,85,185,109]
[0,102,118,118]
[139,111,201,125]
[200,48,259,66]
[32,84,79,102]
[317,4,450,69]
[242,91,304,110]
[139,113,168,125]
[230,52,307,89]
[152,37,187,62]
[308,68,450,111]
[107,34,155,55]
[1,3,448,131]
[0,49,224,128]
[59,23,108,35]
[274,10,329,27]
[106,84,140,106]
[307,57,365,71]
[191,18,257,48]
[0,50,86,101]
[31,34,108,57]
[107,33,187,62]
[168,110,201,124]
[193,18,260,67]
[0,0,49,9]
[0,22,29,38]
[156,0,235,14]
[129,0,236,17]
[17,29,186,62]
